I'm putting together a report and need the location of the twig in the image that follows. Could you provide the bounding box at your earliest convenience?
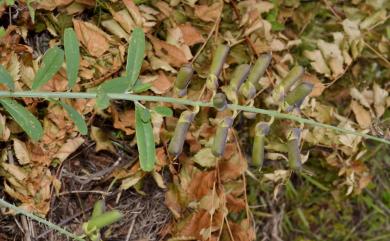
[363,41,390,68]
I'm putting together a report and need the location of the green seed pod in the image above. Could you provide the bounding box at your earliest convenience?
[239,81,257,99]
[252,122,270,168]
[209,44,230,77]
[247,53,272,89]
[168,111,196,157]
[229,64,251,92]
[212,117,234,157]
[212,93,228,111]
[272,65,304,102]
[287,128,302,172]
[174,64,194,96]
[284,82,313,111]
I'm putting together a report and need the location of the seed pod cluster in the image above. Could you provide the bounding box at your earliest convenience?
[174,64,194,97]
[252,122,270,169]
[284,82,313,111]
[212,117,234,157]
[207,44,230,91]
[168,110,196,157]
[287,128,302,172]
[212,93,228,111]
[272,65,304,102]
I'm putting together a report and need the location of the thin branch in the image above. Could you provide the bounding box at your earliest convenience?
[0,91,389,145]
[0,198,85,241]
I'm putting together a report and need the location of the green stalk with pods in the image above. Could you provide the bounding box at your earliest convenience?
[174,64,194,97]
[239,54,272,99]
[206,44,230,90]
[287,128,302,172]
[224,64,251,102]
[168,110,196,157]
[252,122,270,169]
[212,116,234,157]
[272,65,304,102]
[284,82,314,111]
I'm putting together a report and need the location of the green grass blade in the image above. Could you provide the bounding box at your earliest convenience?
[125,28,145,91]
[59,101,88,135]
[0,98,43,141]
[64,28,80,89]
[32,46,64,90]
[135,104,156,172]
[0,64,14,90]
[86,210,123,230]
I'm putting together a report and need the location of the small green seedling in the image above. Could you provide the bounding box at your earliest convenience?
[82,200,123,241]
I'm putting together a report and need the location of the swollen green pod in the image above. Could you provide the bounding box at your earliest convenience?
[212,117,234,157]
[229,64,251,92]
[207,44,230,90]
[174,64,194,97]
[246,53,272,89]
[252,122,270,169]
[212,93,228,111]
[284,82,313,111]
[168,111,196,157]
[287,128,302,172]
[239,81,257,99]
[272,65,304,102]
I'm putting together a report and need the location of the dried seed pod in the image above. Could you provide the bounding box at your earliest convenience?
[284,82,314,111]
[272,65,304,102]
[212,93,228,111]
[229,64,251,92]
[246,53,272,89]
[206,44,230,91]
[239,81,257,99]
[174,64,194,97]
[212,117,234,157]
[168,111,196,157]
[252,122,270,168]
[287,128,302,172]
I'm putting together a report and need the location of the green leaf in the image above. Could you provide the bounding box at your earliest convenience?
[152,106,173,117]
[95,89,110,110]
[86,210,123,230]
[64,28,80,89]
[0,65,15,90]
[139,106,151,122]
[98,76,128,93]
[0,98,43,141]
[125,28,145,91]
[32,46,64,90]
[59,101,88,135]
[91,200,105,219]
[133,81,152,93]
[135,104,156,172]
[0,27,5,38]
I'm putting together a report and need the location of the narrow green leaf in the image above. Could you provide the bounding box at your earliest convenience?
[135,104,156,172]
[153,106,173,117]
[126,28,145,91]
[98,76,128,93]
[64,28,80,89]
[139,106,151,122]
[133,81,152,93]
[95,89,110,110]
[91,200,105,219]
[0,27,5,38]
[0,98,43,141]
[32,46,64,90]
[86,210,123,230]
[59,101,88,135]
[0,65,14,90]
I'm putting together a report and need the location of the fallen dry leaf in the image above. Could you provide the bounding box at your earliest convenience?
[149,35,188,67]
[54,137,84,162]
[112,107,136,135]
[13,138,30,165]
[150,71,173,94]
[351,100,372,129]
[73,19,111,57]
[91,126,116,152]
[187,170,216,200]
[194,3,221,22]
[178,23,204,46]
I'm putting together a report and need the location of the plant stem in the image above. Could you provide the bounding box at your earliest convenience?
[0,198,85,241]
[0,91,389,145]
